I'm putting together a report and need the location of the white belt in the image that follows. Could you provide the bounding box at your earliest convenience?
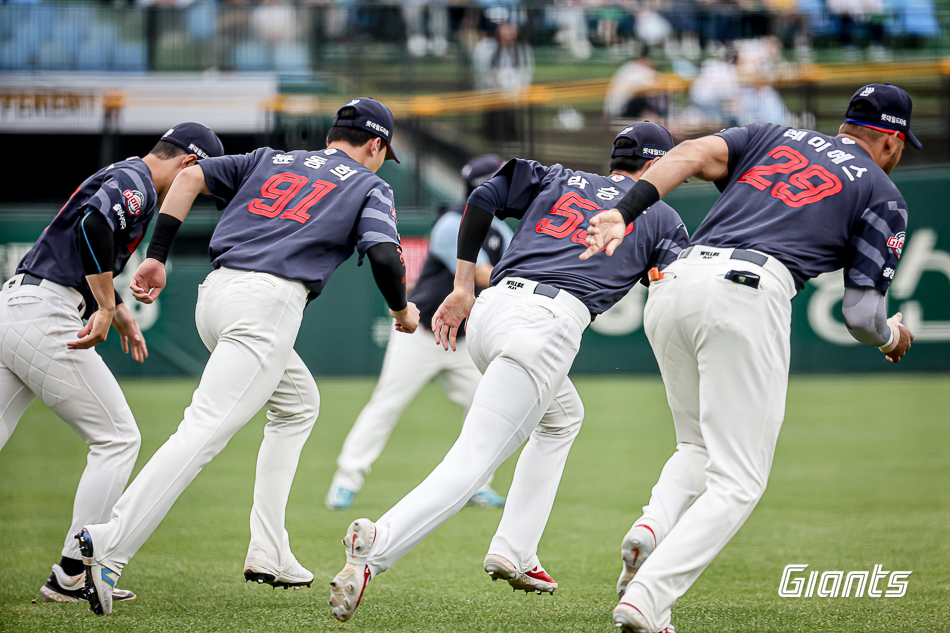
[3,273,87,314]
[676,245,796,297]
[493,277,592,330]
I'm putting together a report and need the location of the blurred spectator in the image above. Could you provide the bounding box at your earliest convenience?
[688,45,740,126]
[550,0,591,59]
[604,47,669,124]
[473,15,534,141]
[402,0,450,58]
[827,0,888,60]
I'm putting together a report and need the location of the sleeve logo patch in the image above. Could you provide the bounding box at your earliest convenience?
[886,231,905,258]
[122,189,145,216]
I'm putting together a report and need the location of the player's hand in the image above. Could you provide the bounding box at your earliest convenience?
[580,209,627,260]
[67,308,114,350]
[130,257,167,304]
[883,312,915,363]
[392,302,420,334]
[112,303,148,363]
[432,287,476,351]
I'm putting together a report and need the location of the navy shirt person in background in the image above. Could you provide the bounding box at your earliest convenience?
[78,98,418,617]
[0,123,222,605]
[325,155,514,512]
[326,122,688,624]
[583,84,916,633]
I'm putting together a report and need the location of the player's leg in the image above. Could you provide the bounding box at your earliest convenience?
[0,365,34,451]
[621,264,793,632]
[83,270,307,573]
[363,290,584,575]
[435,335,503,505]
[329,327,441,501]
[485,375,583,586]
[245,350,318,587]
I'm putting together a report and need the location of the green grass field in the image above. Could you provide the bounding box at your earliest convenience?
[1,375,948,632]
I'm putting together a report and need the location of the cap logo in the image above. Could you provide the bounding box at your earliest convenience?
[345,99,361,107]
[881,113,907,127]
[642,147,666,156]
[188,143,210,159]
[620,126,634,135]
[860,86,875,97]
[365,120,390,137]
[163,128,174,138]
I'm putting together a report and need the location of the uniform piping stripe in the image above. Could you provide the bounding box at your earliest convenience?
[81,211,104,274]
[852,236,887,268]
[362,208,398,228]
[860,207,898,238]
[369,188,394,208]
[359,232,399,246]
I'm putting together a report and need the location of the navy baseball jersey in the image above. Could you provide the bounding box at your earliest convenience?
[199,147,401,297]
[694,123,908,292]
[475,159,689,315]
[411,203,513,331]
[17,157,156,315]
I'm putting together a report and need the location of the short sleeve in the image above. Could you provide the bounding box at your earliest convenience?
[714,124,767,180]
[428,212,463,272]
[199,149,267,210]
[355,183,400,255]
[82,169,151,232]
[492,158,551,219]
[844,193,908,294]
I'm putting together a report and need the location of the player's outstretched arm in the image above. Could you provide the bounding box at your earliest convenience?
[433,261,477,352]
[581,135,731,259]
[132,165,210,303]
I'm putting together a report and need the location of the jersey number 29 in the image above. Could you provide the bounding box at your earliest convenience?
[738,145,842,208]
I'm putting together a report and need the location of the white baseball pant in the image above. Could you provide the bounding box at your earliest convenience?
[621,246,795,632]
[364,278,588,577]
[84,268,318,574]
[331,325,490,494]
[0,276,140,561]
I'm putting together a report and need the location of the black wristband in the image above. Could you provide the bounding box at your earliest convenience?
[458,203,495,263]
[145,214,183,264]
[615,179,660,225]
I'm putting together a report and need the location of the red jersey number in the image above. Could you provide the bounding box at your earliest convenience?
[248,173,337,224]
[537,192,634,246]
[738,145,842,208]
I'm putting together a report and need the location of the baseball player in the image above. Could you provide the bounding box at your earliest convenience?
[328,122,690,623]
[582,84,916,633]
[77,98,418,616]
[325,155,513,511]
[0,123,223,605]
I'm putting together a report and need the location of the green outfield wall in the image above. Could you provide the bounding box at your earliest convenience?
[2,165,948,377]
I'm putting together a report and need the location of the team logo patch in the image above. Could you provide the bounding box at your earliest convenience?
[610,175,625,182]
[887,232,905,259]
[122,189,145,216]
[860,86,875,97]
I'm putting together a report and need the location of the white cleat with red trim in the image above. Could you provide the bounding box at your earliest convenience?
[616,524,657,599]
[484,553,558,595]
[328,518,376,622]
[613,602,675,633]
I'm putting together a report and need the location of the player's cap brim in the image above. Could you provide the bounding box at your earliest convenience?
[383,140,400,163]
[907,130,922,150]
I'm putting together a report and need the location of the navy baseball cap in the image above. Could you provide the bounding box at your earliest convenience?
[845,83,921,150]
[461,154,504,190]
[160,122,224,160]
[332,97,400,163]
[611,121,674,159]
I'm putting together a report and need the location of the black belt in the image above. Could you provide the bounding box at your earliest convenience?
[678,246,768,267]
[21,273,44,286]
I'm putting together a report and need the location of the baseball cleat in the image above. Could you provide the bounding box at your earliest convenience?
[483,554,557,594]
[613,602,676,633]
[328,518,376,622]
[244,555,313,589]
[467,485,506,508]
[40,564,136,604]
[76,528,120,616]
[617,524,657,599]
[325,484,357,510]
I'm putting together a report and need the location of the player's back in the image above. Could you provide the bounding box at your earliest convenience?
[694,123,908,290]
[201,147,400,297]
[17,157,156,308]
[488,160,687,315]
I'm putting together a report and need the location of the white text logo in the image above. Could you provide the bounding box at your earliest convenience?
[779,564,911,598]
